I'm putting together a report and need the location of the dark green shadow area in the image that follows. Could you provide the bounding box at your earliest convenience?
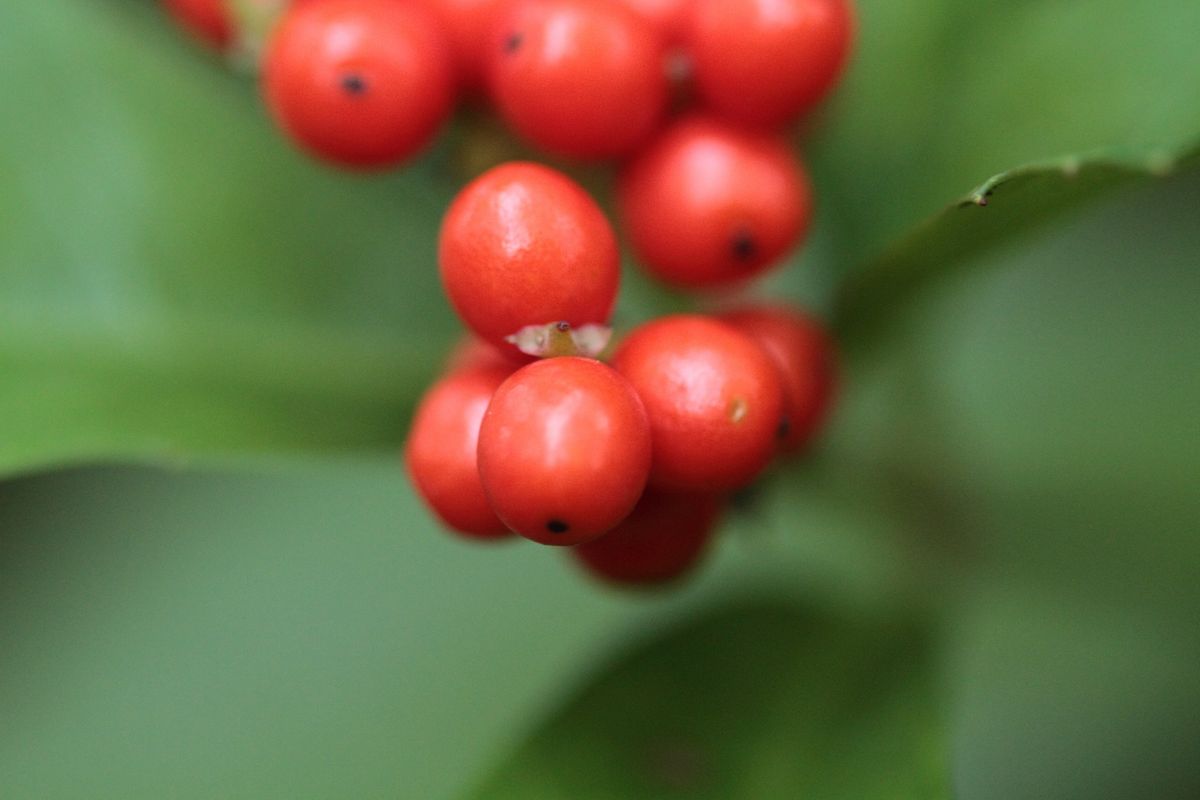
[471,602,947,800]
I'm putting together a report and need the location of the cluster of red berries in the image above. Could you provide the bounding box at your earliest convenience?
[166,0,852,289]
[163,0,851,586]
[407,162,837,586]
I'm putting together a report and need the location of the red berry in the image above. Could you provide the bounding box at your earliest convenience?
[618,116,812,288]
[686,0,854,128]
[443,333,526,373]
[418,0,509,93]
[163,0,233,49]
[262,0,456,168]
[487,0,669,160]
[572,490,722,586]
[617,0,691,45]
[477,357,652,545]
[439,162,620,355]
[612,315,783,492]
[405,364,515,540]
[720,306,838,453]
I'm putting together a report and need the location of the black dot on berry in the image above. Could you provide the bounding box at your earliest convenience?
[504,32,523,54]
[546,519,570,534]
[776,416,791,441]
[340,73,368,96]
[731,229,758,262]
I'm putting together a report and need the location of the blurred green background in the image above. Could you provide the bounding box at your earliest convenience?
[1,1,1198,798]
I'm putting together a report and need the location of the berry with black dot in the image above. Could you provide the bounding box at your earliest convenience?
[477,357,652,546]
[719,305,839,453]
[617,116,813,288]
[486,0,669,160]
[262,0,456,168]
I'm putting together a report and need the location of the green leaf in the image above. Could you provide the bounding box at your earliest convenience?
[0,0,462,476]
[832,143,1200,343]
[808,0,1200,268]
[0,461,699,799]
[469,604,947,800]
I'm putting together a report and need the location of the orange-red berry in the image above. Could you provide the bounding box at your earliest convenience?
[477,357,652,545]
[438,162,620,356]
[618,116,813,288]
[262,0,456,168]
[617,0,691,45]
[418,0,510,93]
[487,0,669,160]
[686,0,854,128]
[612,315,784,492]
[720,306,838,453]
[405,364,515,540]
[572,490,722,586]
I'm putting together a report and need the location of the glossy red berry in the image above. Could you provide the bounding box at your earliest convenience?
[618,116,812,288]
[405,364,515,540]
[572,490,722,587]
[477,357,652,546]
[617,0,691,45]
[418,0,509,93]
[487,0,669,160]
[720,306,838,453]
[163,0,233,49]
[439,162,620,355]
[686,0,854,128]
[443,333,525,373]
[262,0,456,168]
[612,315,784,492]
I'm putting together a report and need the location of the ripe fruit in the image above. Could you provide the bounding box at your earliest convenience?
[487,0,669,160]
[163,0,233,49]
[572,490,722,586]
[477,357,652,545]
[439,162,620,355]
[262,0,456,168]
[405,364,515,539]
[618,116,812,288]
[617,0,691,45]
[686,0,854,128]
[612,315,784,492]
[418,0,509,92]
[443,333,524,373]
[720,306,838,453]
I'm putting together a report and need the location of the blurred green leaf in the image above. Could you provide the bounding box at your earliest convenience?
[809,0,1200,267]
[815,168,1200,798]
[0,461,717,800]
[0,0,462,476]
[950,583,1200,800]
[833,143,1200,343]
[469,604,946,800]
